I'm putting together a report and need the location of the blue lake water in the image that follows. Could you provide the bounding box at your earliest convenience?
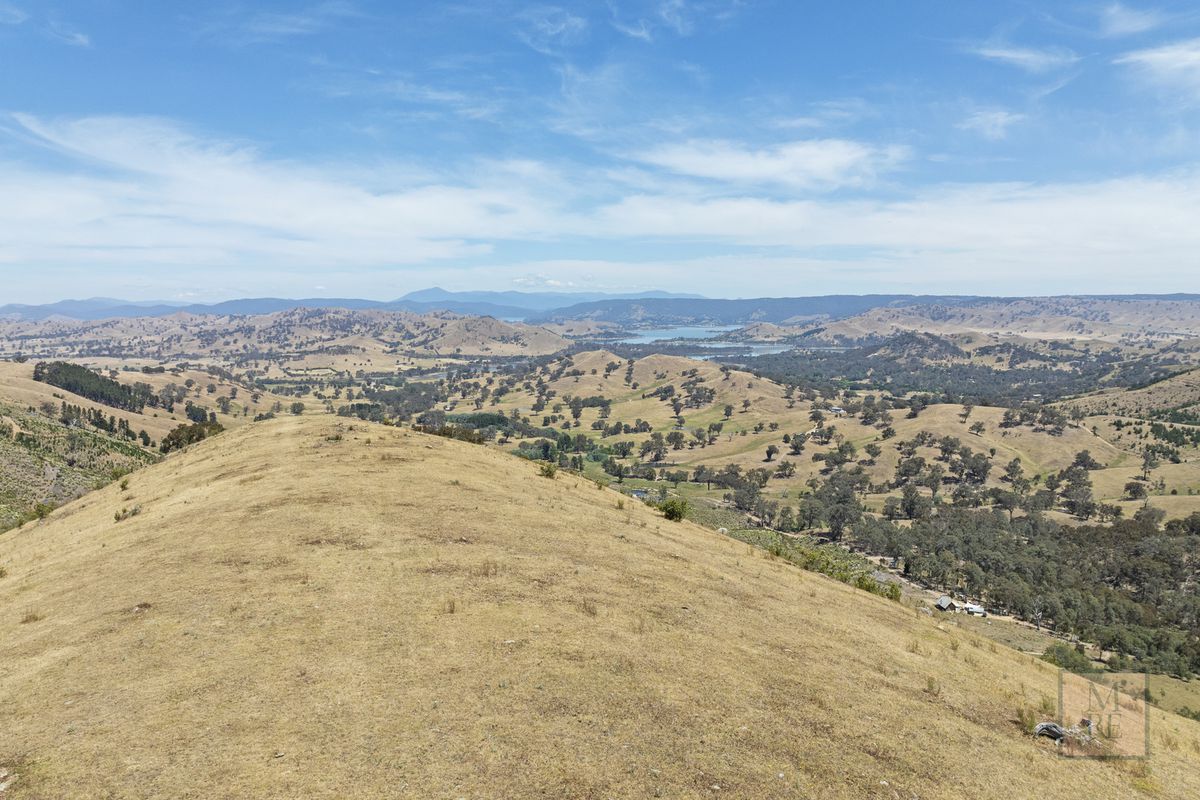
[610,325,792,358]
[614,325,743,344]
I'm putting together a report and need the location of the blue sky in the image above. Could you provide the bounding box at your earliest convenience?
[3,1,1200,302]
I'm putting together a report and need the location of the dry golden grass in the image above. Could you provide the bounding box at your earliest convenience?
[2,415,1199,798]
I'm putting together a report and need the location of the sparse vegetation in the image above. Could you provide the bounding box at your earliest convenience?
[114,506,142,522]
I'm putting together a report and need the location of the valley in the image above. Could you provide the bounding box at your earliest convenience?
[12,6,1200,794]
[3,295,1200,791]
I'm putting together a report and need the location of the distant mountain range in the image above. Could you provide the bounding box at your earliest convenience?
[528,294,935,325]
[4,290,1200,329]
[0,288,703,322]
[529,293,1200,327]
[400,287,702,312]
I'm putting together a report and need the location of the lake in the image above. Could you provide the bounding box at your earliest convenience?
[610,325,792,358]
[613,325,744,344]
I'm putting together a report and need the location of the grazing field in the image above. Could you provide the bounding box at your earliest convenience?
[3,415,1199,797]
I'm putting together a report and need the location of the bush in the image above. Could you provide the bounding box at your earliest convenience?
[539,463,558,479]
[659,497,689,521]
[1041,642,1094,673]
[160,421,224,453]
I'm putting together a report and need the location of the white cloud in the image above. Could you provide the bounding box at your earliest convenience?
[1115,37,1200,99]
[630,138,909,190]
[5,113,1200,297]
[968,43,1079,72]
[956,110,1026,140]
[0,114,565,271]
[587,173,1200,284]
[512,273,579,289]
[0,2,27,25]
[1098,3,1165,37]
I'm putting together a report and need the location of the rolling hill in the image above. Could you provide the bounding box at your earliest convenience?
[2,415,1198,798]
[454,350,1200,518]
[800,297,1200,344]
[0,358,301,529]
[0,308,569,364]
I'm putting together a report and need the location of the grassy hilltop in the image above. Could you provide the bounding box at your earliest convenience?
[2,415,1199,798]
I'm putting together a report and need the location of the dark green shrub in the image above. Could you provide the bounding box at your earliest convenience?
[659,497,688,521]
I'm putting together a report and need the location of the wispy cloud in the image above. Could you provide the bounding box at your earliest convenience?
[550,61,637,140]
[967,42,1080,72]
[630,138,908,191]
[772,99,874,131]
[1098,3,1166,37]
[203,1,359,45]
[315,65,507,122]
[1115,37,1200,100]
[607,0,743,42]
[1,114,561,270]
[956,110,1026,140]
[608,1,653,42]
[46,18,89,47]
[0,2,27,25]
[657,0,693,35]
[516,6,588,55]
[2,4,89,46]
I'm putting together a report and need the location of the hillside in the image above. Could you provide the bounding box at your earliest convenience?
[453,350,1200,519]
[0,307,569,364]
[803,298,1200,344]
[0,398,157,530]
[2,416,1198,798]
[1065,367,1200,419]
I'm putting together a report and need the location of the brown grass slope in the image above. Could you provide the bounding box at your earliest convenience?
[1,416,1198,799]
[1066,367,1200,418]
